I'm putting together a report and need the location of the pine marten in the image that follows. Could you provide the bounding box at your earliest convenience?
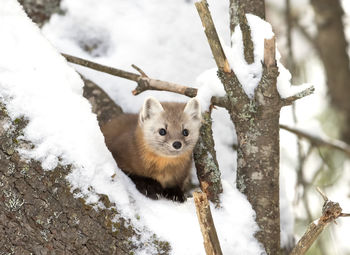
[101,97,202,202]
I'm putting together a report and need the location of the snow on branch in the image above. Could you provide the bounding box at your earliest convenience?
[195,0,230,73]
[290,187,350,255]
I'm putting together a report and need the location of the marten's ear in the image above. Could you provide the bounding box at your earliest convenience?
[140,97,164,124]
[184,98,201,120]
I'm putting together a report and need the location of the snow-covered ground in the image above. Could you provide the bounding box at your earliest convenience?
[1,0,349,254]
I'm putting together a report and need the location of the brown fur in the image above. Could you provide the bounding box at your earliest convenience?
[101,113,192,189]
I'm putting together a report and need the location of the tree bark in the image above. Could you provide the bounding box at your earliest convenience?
[196,0,284,252]
[310,0,350,144]
[229,0,265,35]
[0,78,170,254]
[19,0,62,27]
[193,111,223,206]
[217,49,281,254]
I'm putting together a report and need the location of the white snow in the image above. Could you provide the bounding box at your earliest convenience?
[195,13,313,109]
[225,14,274,98]
[0,1,264,255]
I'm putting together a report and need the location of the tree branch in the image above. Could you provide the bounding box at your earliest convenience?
[193,191,223,255]
[279,124,350,157]
[290,188,349,255]
[194,111,223,205]
[281,86,315,106]
[264,37,276,70]
[62,53,198,98]
[239,7,254,64]
[195,0,231,73]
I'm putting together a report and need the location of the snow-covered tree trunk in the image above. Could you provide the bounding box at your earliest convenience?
[217,43,281,255]
[227,1,280,253]
[0,79,169,254]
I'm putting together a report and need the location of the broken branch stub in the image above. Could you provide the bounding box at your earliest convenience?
[290,188,349,255]
[193,191,223,255]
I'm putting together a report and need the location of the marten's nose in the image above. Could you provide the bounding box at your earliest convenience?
[172,141,182,149]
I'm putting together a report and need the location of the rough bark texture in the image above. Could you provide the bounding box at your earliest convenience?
[197,1,282,253]
[193,112,223,206]
[82,78,123,126]
[18,0,62,27]
[218,61,281,254]
[0,106,135,255]
[2,2,169,253]
[229,0,265,35]
[310,0,350,144]
[0,79,170,254]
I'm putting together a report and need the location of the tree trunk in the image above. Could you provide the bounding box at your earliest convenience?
[229,0,265,35]
[311,0,350,144]
[0,78,169,254]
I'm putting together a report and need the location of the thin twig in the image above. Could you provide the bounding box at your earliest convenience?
[62,53,140,81]
[281,86,315,106]
[316,187,328,202]
[280,124,350,157]
[131,64,148,77]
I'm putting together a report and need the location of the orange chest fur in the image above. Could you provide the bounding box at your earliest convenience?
[141,148,191,172]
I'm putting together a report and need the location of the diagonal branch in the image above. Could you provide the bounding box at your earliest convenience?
[195,0,230,73]
[279,124,350,157]
[193,191,223,255]
[62,53,198,98]
[281,86,315,106]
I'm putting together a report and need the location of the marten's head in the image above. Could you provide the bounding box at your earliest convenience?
[139,97,201,157]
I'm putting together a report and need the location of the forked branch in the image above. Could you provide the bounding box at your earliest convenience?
[62,53,198,98]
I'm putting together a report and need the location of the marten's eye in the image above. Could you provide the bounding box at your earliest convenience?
[182,129,189,136]
[159,128,167,136]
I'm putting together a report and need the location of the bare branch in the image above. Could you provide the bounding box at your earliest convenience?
[281,86,315,106]
[131,64,148,77]
[132,77,198,98]
[290,189,348,255]
[316,187,328,202]
[280,124,350,157]
[63,53,229,108]
[62,53,139,81]
[193,191,223,255]
[195,0,230,73]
